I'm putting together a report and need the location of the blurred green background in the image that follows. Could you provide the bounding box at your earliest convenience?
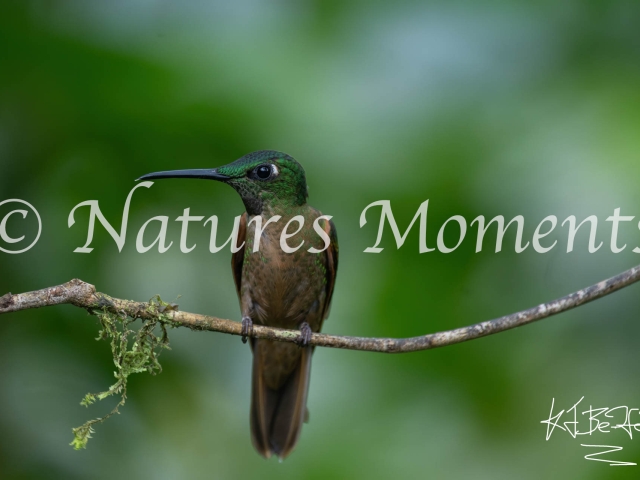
[2,0,640,478]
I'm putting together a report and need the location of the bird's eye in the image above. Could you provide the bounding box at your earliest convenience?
[255,164,273,180]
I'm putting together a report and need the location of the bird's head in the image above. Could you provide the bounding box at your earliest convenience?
[137,150,308,215]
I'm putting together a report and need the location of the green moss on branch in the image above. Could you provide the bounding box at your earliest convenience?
[70,295,178,450]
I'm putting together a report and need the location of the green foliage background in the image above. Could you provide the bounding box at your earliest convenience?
[2,1,640,478]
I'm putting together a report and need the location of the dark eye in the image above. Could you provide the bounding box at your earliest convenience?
[255,164,273,180]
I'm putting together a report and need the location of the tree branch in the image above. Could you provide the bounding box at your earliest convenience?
[2,264,640,353]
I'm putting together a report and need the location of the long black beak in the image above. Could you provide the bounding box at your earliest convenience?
[136,168,230,182]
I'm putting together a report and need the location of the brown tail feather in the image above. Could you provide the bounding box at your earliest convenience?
[250,340,312,459]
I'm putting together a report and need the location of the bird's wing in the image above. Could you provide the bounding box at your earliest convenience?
[322,217,339,320]
[231,212,248,298]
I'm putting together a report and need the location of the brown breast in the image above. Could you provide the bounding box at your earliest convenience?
[241,212,328,331]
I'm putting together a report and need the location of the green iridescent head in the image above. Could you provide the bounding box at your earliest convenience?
[137,150,309,215]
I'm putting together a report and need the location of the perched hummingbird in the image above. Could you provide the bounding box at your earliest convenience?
[138,150,338,459]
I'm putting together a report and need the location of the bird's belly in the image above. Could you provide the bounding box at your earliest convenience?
[241,243,326,330]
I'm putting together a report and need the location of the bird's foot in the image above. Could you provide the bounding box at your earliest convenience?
[241,316,254,344]
[297,322,312,347]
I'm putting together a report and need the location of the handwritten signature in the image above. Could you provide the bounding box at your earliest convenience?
[542,397,640,466]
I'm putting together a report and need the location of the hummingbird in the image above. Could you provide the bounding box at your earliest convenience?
[138,150,339,459]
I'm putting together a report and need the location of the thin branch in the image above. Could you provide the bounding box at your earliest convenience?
[2,263,640,353]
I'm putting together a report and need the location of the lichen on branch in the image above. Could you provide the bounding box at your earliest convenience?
[70,295,180,450]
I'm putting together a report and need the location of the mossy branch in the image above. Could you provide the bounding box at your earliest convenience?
[2,263,640,447]
[3,266,640,353]
[69,295,178,449]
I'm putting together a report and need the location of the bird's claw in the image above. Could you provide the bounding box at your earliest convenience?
[297,322,312,347]
[241,316,254,344]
